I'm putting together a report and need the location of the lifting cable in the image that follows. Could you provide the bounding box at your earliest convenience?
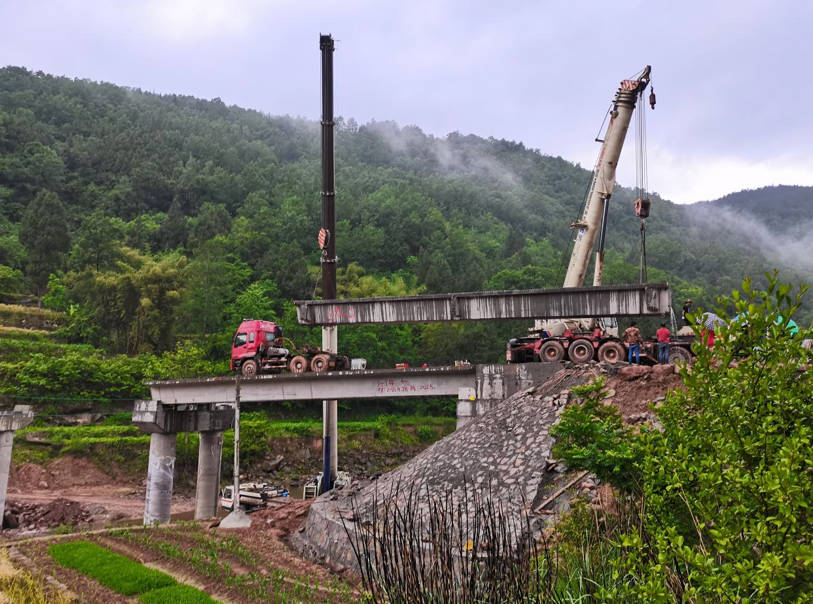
[635,85,649,283]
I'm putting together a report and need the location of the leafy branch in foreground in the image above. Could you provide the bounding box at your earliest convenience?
[551,273,812,602]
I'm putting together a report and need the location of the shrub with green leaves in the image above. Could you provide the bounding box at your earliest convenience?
[552,274,813,602]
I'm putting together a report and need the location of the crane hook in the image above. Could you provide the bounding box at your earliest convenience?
[649,88,656,110]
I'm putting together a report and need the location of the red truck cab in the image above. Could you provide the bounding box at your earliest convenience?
[230,319,287,376]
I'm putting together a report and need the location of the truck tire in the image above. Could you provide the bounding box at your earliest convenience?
[288,355,308,374]
[568,338,594,363]
[310,353,331,373]
[241,359,258,377]
[538,340,565,362]
[669,345,692,364]
[597,341,625,364]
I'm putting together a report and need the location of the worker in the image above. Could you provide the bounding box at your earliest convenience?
[682,299,693,326]
[656,322,671,363]
[623,322,642,364]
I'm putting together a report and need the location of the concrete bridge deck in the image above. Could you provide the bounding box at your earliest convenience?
[146,366,475,405]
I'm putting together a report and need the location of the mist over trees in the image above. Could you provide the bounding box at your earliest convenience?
[0,66,810,362]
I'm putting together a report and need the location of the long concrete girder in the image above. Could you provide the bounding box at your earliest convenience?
[294,283,671,325]
[146,366,476,406]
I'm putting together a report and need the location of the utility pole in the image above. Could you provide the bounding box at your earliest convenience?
[233,378,241,509]
[319,33,338,493]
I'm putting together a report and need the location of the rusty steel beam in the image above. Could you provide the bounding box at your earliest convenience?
[294,283,672,325]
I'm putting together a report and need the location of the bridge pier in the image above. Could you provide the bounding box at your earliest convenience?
[144,432,176,525]
[195,431,224,520]
[0,406,35,522]
[133,401,234,525]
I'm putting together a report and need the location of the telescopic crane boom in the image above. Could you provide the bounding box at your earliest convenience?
[564,65,653,288]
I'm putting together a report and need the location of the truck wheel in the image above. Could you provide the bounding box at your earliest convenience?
[597,341,625,364]
[241,359,258,377]
[310,354,331,373]
[288,355,308,374]
[538,340,565,362]
[568,339,594,363]
[669,346,692,365]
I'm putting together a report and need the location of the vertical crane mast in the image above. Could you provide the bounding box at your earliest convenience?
[563,66,652,288]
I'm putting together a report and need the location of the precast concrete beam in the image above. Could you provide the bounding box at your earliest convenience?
[294,283,672,325]
[133,400,234,433]
[144,432,177,525]
[147,366,475,406]
[0,406,34,520]
[195,432,223,520]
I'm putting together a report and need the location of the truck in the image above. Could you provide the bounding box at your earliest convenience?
[505,66,693,365]
[230,318,351,377]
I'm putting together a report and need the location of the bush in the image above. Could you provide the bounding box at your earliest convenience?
[416,425,436,442]
[552,275,813,602]
[49,541,175,595]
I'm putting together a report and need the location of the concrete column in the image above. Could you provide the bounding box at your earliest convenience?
[195,431,223,520]
[0,432,14,520]
[144,432,177,525]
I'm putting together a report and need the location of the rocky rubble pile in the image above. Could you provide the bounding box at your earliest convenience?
[3,498,97,531]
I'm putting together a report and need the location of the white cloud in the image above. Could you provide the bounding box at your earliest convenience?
[643,146,813,204]
[590,144,813,205]
[138,0,277,43]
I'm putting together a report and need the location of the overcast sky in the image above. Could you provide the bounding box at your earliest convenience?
[1,0,811,204]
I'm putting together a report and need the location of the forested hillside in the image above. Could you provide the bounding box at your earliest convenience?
[0,66,810,378]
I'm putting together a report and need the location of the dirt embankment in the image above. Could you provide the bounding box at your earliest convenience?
[3,456,194,535]
[603,363,684,422]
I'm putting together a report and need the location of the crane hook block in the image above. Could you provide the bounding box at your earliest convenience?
[649,88,656,110]
[634,197,651,218]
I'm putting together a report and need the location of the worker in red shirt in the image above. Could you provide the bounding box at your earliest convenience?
[656,323,671,363]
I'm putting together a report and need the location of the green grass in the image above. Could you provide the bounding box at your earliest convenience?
[49,541,175,595]
[139,584,219,603]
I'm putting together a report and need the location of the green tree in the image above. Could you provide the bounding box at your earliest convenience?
[67,248,186,353]
[69,209,126,271]
[177,237,250,338]
[19,189,70,296]
[188,202,232,249]
[552,275,813,602]
[158,199,188,251]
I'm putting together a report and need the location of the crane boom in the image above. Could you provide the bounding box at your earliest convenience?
[563,66,652,288]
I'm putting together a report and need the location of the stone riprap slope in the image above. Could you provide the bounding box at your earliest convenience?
[294,366,598,571]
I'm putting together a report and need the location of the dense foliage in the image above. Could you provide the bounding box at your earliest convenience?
[0,66,811,379]
[551,275,812,601]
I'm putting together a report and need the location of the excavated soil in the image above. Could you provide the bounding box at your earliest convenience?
[9,456,113,491]
[603,363,685,421]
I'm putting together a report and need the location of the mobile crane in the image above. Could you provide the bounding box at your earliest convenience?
[506,66,691,365]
